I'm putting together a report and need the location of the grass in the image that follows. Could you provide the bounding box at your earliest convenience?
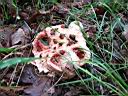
[0,57,38,69]
[1,0,10,20]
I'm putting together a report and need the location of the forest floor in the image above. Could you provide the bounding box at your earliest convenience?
[0,0,128,96]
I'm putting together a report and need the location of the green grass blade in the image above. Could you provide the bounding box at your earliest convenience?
[0,48,15,53]
[77,65,124,96]
[0,57,38,69]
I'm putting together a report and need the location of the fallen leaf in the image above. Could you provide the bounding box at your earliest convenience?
[19,64,38,84]
[23,76,55,96]
[11,28,30,46]
[0,86,26,96]
[0,25,16,47]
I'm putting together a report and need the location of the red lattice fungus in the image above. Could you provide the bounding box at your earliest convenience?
[31,21,91,79]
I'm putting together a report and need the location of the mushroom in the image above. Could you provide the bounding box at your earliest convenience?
[31,21,91,79]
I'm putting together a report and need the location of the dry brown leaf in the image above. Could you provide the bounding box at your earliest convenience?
[11,28,30,46]
[24,76,54,96]
[0,25,16,47]
[19,65,38,84]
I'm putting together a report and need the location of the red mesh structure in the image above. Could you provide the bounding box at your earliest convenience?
[31,21,90,79]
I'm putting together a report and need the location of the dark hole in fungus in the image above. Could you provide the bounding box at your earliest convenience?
[69,34,78,43]
[50,28,59,35]
[36,41,44,52]
[67,39,75,46]
[53,39,58,44]
[50,54,60,64]
[53,47,56,50]
[59,42,63,46]
[69,34,75,41]
[59,50,65,55]
[51,28,58,32]
[59,34,65,39]
[39,34,50,46]
[73,48,85,59]
[50,31,55,35]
